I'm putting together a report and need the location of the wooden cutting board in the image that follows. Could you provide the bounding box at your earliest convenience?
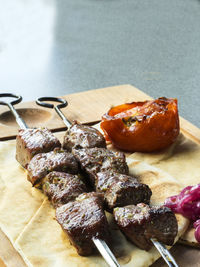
[0,84,200,267]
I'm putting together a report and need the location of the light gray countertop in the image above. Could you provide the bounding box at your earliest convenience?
[0,0,200,127]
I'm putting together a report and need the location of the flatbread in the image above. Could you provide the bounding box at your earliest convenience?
[127,158,188,240]
[0,139,188,267]
[128,133,200,188]
[0,141,45,242]
[128,133,200,246]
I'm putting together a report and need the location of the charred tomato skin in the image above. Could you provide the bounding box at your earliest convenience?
[100,97,180,152]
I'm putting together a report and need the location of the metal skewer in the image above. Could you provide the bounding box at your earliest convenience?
[36,96,71,128]
[36,96,121,267]
[0,93,28,129]
[36,96,180,267]
[151,239,179,267]
[93,238,121,267]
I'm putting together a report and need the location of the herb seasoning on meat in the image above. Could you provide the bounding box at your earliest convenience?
[74,147,129,185]
[114,203,178,250]
[56,192,111,256]
[63,122,106,151]
[96,171,152,210]
[16,128,61,168]
[43,171,87,208]
[27,149,79,186]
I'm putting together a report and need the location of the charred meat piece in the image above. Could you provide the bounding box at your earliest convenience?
[27,149,79,186]
[42,171,87,208]
[56,192,111,256]
[74,148,129,185]
[114,203,178,251]
[96,172,152,210]
[63,122,106,151]
[16,128,61,168]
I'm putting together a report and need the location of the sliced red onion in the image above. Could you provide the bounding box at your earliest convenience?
[193,219,200,229]
[194,224,200,243]
[165,184,200,243]
[165,184,200,221]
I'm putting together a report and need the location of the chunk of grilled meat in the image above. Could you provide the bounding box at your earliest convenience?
[63,122,106,151]
[27,149,79,186]
[56,192,111,256]
[114,203,178,251]
[16,128,61,168]
[42,171,87,208]
[74,148,129,185]
[96,172,152,210]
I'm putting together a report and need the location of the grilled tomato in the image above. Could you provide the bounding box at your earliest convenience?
[100,97,180,152]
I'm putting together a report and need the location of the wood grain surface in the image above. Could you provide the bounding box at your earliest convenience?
[0,85,151,140]
[0,84,199,267]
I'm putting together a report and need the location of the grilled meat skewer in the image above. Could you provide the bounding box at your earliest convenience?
[27,149,79,186]
[113,203,178,251]
[74,147,129,186]
[36,97,107,151]
[16,128,61,168]
[96,171,152,210]
[42,171,87,208]
[63,121,106,151]
[56,192,111,256]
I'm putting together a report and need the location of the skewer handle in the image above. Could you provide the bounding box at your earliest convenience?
[7,103,28,130]
[0,93,28,129]
[151,239,179,267]
[92,238,121,267]
[54,105,72,128]
[36,97,72,128]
